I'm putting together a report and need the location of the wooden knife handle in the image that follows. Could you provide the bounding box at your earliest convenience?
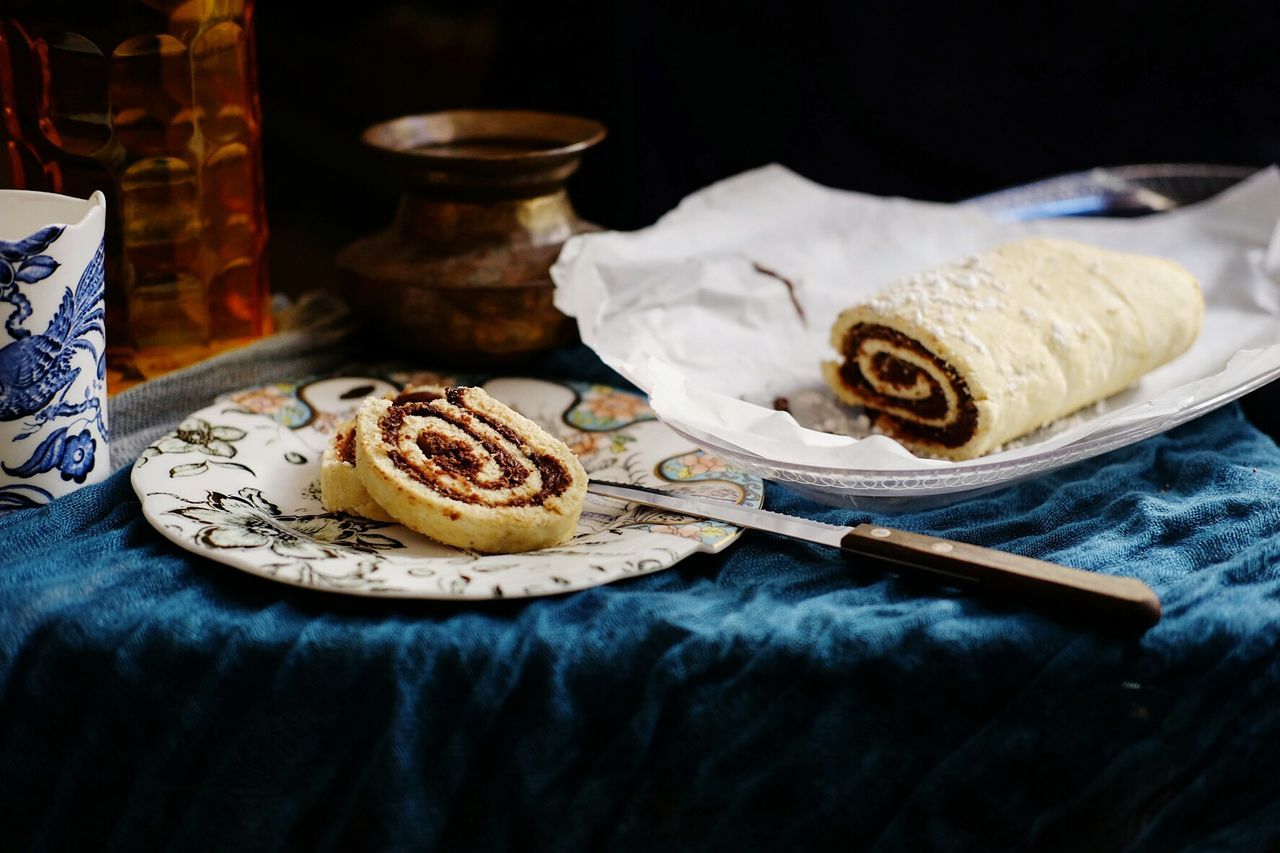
[843,523,1161,629]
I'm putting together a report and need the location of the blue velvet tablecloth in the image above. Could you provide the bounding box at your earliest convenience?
[3,325,1280,852]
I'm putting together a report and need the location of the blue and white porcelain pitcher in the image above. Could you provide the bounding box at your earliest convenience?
[0,190,109,509]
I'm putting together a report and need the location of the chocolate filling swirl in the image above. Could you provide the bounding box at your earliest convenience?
[837,323,980,449]
[336,425,357,465]
[379,388,571,506]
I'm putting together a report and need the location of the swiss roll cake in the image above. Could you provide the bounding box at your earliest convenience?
[822,237,1203,460]
[354,386,587,553]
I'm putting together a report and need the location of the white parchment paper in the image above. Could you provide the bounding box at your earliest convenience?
[552,165,1280,470]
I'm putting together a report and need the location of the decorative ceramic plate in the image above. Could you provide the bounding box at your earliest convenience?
[131,373,764,600]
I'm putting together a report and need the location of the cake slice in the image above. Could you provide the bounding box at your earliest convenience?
[353,385,588,553]
[319,385,445,521]
[320,415,394,521]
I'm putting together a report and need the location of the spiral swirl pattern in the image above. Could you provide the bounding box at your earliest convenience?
[355,386,587,553]
[381,390,571,507]
[834,324,979,450]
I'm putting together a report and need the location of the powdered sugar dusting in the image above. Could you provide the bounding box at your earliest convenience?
[857,253,1020,355]
[782,388,878,437]
[959,329,989,355]
[1050,320,1072,348]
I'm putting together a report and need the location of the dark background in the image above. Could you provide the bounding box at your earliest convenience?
[255,0,1280,297]
[253,1,1280,431]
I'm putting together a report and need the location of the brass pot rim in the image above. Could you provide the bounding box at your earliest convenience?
[362,109,607,166]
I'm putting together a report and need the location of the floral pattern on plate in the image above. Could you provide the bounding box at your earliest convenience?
[561,381,657,432]
[616,451,769,545]
[137,417,253,478]
[133,375,765,600]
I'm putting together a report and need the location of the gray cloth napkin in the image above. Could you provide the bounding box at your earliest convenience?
[107,292,362,471]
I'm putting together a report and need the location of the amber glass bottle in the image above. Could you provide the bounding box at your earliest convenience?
[0,0,270,390]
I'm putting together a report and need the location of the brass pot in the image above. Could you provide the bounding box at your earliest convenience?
[337,109,606,364]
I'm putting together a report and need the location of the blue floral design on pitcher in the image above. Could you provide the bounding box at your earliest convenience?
[1,425,96,482]
[0,227,107,494]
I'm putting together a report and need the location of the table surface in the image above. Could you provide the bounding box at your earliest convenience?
[3,315,1280,851]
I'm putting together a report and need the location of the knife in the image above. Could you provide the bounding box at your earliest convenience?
[587,480,1161,629]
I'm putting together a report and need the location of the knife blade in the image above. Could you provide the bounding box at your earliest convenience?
[587,480,1161,629]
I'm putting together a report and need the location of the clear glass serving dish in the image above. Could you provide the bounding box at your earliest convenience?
[658,164,1275,510]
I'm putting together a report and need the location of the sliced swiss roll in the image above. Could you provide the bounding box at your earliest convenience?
[354,386,587,553]
[320,416,394,521]
[319,385,447,521]
[822,237,1203,460]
